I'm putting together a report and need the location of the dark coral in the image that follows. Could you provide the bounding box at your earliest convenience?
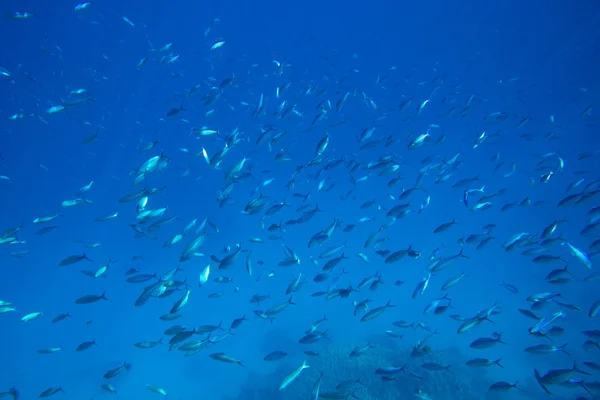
[223,333,549,400]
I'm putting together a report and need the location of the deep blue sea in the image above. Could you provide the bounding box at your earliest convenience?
[1,0,599,399]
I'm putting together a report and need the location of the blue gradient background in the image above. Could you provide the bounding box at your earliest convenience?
[0,0,599,399]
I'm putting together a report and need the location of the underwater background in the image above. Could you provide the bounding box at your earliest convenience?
[1,0,600,399]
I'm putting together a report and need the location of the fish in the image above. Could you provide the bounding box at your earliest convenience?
[21,311,42,322]
[38,386,64,398]
[75,291,109,304]
[562,242,592,268]
[263,350,288,361]
[134,337,163,349]
[146,385,168,396]
[466,358,504,369]
[36,347,62,354]
[76,339,97,352]
[209,352,245,366]
[433,218,457,233]
[525,343,570,355]
[58,253,93,266]
[103,362,131,378]
[279,360,309,390]
[470,334,506,349]
[51,312,71,323]
[489,381,519,392]
[360,301,395,322]
[349,341,375,357]
[310,371,324,400]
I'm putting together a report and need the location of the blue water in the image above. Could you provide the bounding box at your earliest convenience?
[1,0,599,399]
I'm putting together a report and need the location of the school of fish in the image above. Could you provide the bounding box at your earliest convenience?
[0,3,599,400]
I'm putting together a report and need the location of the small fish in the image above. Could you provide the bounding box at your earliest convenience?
[21,311,43,322]
[51,312,71,323]
[434,218,457,233]
[74,2,91,11]
[146,385,168,396]
[489,381,519,392]
[39,386,64,398]
[590,300,600,318]
[59,253,93,266]
[264,350,288,361]
[211,40,226,50]
[134,337,163,349]
[466,358,504,369]
[470,334,506,349]
[75,291,109,304]
[279,360,310,390]
[36,347,62,354]
[421,362,453,374]
[103,362,131,378]
[360,301,395,322]
[76,339,97,352]
[562,242,592,268]
[209,352,245,366]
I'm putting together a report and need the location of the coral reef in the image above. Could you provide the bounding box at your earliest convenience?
[223,333,548,400]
